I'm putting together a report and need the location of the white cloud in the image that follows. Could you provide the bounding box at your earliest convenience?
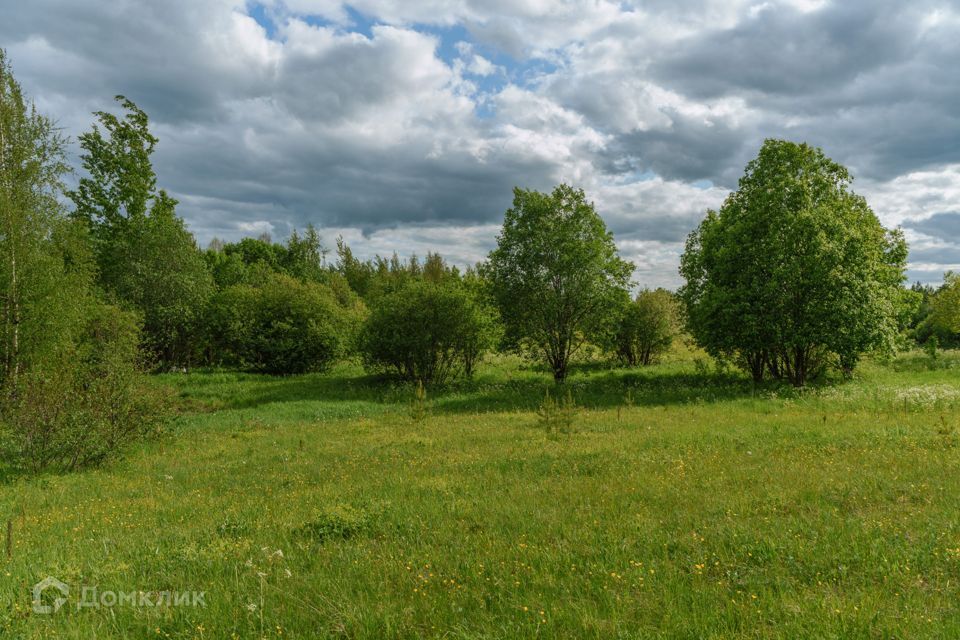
[2,0,957,284]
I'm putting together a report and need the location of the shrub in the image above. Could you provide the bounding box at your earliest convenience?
[292,504,373,544]
[359,280,498,384]
[0,304,168,472]
[206,273,365,374]
[614,288,679,366]
[537,387,577,436]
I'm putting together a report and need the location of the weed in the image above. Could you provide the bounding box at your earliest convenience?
[409,380,428,425]
[292,504,373,544]
[537,387,578,436]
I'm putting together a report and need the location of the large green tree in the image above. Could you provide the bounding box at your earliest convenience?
[487,184,633,382]
[69,96,213,367]
[0,49,79,388]
[680,139,908,386]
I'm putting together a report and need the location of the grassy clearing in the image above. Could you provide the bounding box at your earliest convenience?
[2,351,960,638]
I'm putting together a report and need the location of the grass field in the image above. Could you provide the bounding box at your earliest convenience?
[2,349,960,638]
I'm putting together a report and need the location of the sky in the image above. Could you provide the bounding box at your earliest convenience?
[3,0,960,288]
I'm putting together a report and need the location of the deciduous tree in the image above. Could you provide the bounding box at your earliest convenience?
[615,288,679,366]
[680,139,907,386]
[487,185,633,382]
[69,96,213,367]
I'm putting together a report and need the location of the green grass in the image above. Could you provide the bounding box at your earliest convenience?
[2,350,960,638]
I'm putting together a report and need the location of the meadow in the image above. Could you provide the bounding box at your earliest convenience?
[2,348,960,638]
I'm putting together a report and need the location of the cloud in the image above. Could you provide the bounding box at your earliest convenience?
[2,0,958,287]
[903,213,960,241]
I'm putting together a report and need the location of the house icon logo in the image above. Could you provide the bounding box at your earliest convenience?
[32,576,69,614]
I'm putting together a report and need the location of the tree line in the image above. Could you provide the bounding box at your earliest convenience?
[1,51,957,471]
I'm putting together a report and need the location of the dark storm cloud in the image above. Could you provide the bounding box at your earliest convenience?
[603,110,749,186]
[611,211,703,243]
[904,212,960,241]
[652,1,918,99]
[641,0,960,182]
[0,1,267,126]
[908,244,960,265]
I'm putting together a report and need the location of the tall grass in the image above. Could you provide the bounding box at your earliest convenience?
[0,350,959,637]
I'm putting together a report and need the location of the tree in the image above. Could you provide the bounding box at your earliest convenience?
[615,288,679,366]
[121,192,213,365]
[69,96,213,367]
[69,96,157,270]
[359,280,498,384]
[680,139,908,386]
[931,272,960,336]
[334,237,376,298]
[7,303,168,472]
[459,268,502,378]
[0,50,73,388]
[487,185,633,382]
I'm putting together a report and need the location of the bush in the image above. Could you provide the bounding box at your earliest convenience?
[614,288,679,366]
[292,504,374,544]
[360,280,498,384]
[206,273,365,374]
[0,304,168,473]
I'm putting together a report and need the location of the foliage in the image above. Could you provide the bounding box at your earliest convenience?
[280,225,328,282]
[614,288,679,366]
[205,226,329,289]
[69,96,157,227]
[69,96,214,368]
[108,191,214,366]
[1,304,168,472]
[932,272,960,335]
[680,139,908,386]
[536,387,577,435]
[458,267,502,377]
[292,504,374,544]
[0,53,165,472]
[359,279,498,384]
[487,184,633,382]
[0,50,76,387]
[907,279,960,349]
[206,272,364,374]
[334,238,460,300]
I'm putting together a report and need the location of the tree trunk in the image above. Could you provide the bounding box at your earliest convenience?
[551,352,568,383]
[746,350,765,383]
[9,251,17,387]
[0,120,17,388]
[789,346,807,387]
